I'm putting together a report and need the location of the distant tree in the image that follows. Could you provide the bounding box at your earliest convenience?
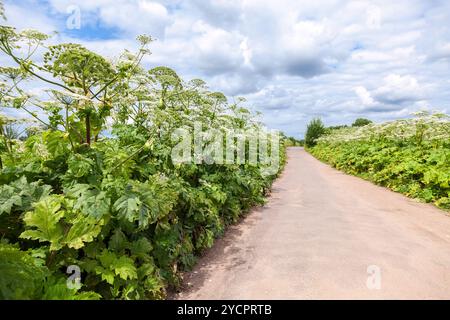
[352,118,372,127]
[284,136,304,147]
[305,118,325,147]
[327,125,348,131]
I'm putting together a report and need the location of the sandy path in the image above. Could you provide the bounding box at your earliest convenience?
[174,147,450,299]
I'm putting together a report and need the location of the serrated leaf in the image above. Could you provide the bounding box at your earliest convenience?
[67,184,111,219]
[130,237,152,258]
[0,177,51,216]
[95,266,115,285]
[98,249,116,267]
[67,154,94,178]
[95,250,137,284]
[0,193,22,215]
[0,243,48,299]
[20,196,64,251]
[108,229,128,252]
[113,256,137,281]
[64,215,103,249]
[113,194,144,225]
[112,178,178,230]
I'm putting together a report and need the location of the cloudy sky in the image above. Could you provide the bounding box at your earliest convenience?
[2,0,450,137]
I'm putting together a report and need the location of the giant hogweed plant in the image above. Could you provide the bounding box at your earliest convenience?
[0,17,286,299]
[0,23,152,147]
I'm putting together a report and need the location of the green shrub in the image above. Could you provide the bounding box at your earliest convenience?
[305,118,326,147]
[352,118,372,127]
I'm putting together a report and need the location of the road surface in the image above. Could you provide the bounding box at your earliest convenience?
[174,147,450,299]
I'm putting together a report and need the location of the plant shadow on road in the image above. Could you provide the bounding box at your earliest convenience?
[167,208,263,299]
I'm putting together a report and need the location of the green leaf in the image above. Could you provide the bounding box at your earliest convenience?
[43,130,69,157]
[95,250,137,284]
[108,229,128,252]
[20,194,103,251]
[20,195,64,251]
[95,267,116,285]
[112,178,178,230]
[67,154,94,178]
[0,243,48,299]
[113,256,138,281]
[67,184,111,219]
[0,187,22,215]
[64,215,104,249]
[0,177,51,216]
[130,237,153,258]
[42,277,101,300]
[113,193,142,224]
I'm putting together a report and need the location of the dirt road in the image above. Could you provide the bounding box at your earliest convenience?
[174,147,450,299]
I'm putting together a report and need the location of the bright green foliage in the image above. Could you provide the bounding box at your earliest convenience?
[20,196,65,250]
[113,176,178,230]
[0,21,286,300]
[0,243,47,299]
[20,195,104,251]
[305,118,326,147]
[0,243,100,300]
[0,176,51,216]
[310,113,450,210]
[95,250,138,284]
[66,184,110,219]
[40,279,102,300]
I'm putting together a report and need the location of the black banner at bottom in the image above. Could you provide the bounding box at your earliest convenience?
[1,300,448,319]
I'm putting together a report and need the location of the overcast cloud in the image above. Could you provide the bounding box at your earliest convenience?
[2,0,450,137]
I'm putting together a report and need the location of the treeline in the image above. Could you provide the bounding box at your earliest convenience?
[284,135,304,147]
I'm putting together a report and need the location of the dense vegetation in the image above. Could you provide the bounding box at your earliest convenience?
[309,112,450,210]
[305,118,325,147]
[284,136,304,147]
[0,20,286,299]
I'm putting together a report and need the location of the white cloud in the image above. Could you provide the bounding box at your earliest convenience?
[354,86,376,107]
[3,1,59,32]
[354,74,430,113]
[373,74,425,104]
[190,22,245,75]
[99,1,170,37]
[428,42,450,62]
